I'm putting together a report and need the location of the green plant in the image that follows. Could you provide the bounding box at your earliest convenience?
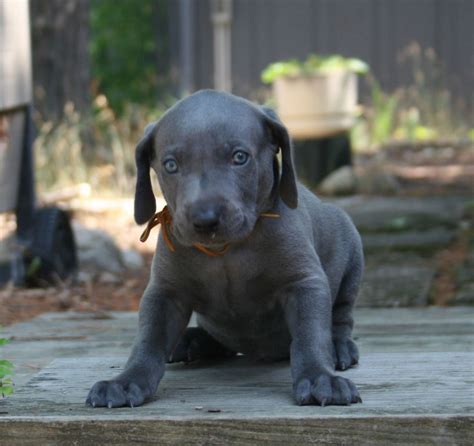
[261,54,369,84]
[368,75,400,145]
[0,334,14,397]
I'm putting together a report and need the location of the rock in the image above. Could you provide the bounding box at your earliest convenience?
[452,286,474,305]
[357,170,401,195]
[452,238,474,305]
[332,196,463,253]
[333,196,467,233]
[358,253,435,307]
[72,222,125,275]
[72,223,146,277]
[98,272,121,284]
[319,166,357,196]
[122,249,144,271]
[76,271,93,284]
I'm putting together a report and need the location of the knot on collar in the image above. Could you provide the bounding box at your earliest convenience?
[140,205,175,251]
[140,205,279,257]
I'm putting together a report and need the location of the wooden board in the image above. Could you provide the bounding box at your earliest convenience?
[0,0,32,110]
[0,111,24,212]
[0,308,473,444]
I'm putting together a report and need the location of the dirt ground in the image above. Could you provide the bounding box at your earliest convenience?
[0,203,156,326]
[1,143,473,327]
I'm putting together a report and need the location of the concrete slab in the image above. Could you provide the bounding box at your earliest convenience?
[1,308,473,444]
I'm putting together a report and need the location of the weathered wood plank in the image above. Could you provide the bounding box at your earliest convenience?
[2,307,473,387]
[1,416,472,446]
[2,351,473,418]
[0,308,473,444]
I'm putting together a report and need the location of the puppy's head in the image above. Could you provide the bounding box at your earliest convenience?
[134,90,297,248]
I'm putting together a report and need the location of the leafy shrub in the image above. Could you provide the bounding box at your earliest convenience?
[0,335,14,398]
[90,0,171,113]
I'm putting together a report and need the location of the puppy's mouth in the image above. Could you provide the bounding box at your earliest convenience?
[197,230,226,245]
[172,212,256,248]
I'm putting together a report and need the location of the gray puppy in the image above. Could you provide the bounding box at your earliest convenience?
[86,90,364,408]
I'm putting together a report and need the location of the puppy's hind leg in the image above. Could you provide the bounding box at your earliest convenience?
[168,327,237,363]
[332,261,363,371]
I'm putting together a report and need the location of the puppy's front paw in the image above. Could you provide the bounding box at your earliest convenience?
[86,380,151,408]
[293,375,361,406]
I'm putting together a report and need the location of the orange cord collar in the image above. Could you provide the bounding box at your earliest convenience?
[140,205,279,257]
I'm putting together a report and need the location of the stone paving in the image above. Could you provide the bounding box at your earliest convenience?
[334,196,473,307]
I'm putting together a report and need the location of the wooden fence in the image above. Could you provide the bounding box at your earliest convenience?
[169,0,473,110]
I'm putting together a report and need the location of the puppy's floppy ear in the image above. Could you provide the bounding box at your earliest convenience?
[261,107,298,208]
[134,122,158,224]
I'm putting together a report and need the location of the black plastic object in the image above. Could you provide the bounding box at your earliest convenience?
[293,132,352,188]
[24,207,78,285]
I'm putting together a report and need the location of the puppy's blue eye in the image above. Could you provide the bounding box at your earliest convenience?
[164,159,178,173]
[232,150,249,165]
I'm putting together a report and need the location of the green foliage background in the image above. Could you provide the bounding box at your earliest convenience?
[90,0,171,113]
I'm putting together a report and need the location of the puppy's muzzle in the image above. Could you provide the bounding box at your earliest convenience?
[191,203,223,234]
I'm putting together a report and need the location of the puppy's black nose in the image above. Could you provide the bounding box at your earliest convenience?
[192,206,221,234]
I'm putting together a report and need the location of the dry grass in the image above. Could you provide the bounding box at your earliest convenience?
[352,43,473,152]
[34,95,167,198]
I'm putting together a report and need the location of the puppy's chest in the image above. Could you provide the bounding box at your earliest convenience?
[185,255,279,316]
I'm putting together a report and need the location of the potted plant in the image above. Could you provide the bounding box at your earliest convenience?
[262,54,369,139]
